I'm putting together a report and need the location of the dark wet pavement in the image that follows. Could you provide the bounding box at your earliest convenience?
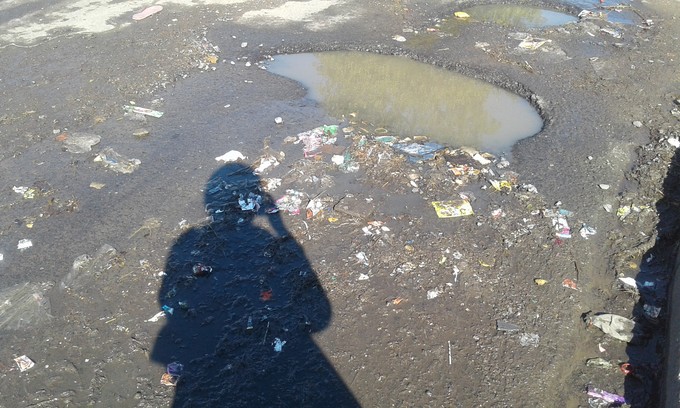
[0,1,679,407]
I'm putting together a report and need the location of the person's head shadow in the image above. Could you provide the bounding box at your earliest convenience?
[151,163,359,407]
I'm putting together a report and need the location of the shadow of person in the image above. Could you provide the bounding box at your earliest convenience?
[151,163,360,407]
[624,140,680,407]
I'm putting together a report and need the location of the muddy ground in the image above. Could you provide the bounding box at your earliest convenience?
[1,0,679,407]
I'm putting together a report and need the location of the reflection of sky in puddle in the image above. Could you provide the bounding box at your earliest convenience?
[266,52,542,155]
[463,5,577,28]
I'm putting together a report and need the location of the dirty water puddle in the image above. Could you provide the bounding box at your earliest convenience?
[461,5,577,28]
[266,52,542,155]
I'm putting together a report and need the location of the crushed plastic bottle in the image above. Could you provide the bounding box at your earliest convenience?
[94,148,141,174]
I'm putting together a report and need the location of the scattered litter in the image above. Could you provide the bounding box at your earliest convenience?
[454,11,470,19]
[241,42,248,48]
[392,35,407,42]
[355,252,369,266]
[60,245,121,290]
[273,338,286,352]
[14,355,35,372]
[215,150,246,163]
[496,321,521,332]
[431,200,473,218]
[489,180,512,192]
[263,178,281,191]
[0,282,54,332]
[167,362,183,377]
[632,121,643,128]
[306,198,325,219]
[553,215,572,239]
[90,182,106,190]
[642,303,661,321]
[496,157,510,169]
[509,33,551,51]
[426,289,440,300]
[667,137,680,148]
[603,204,612,213]
[296,126,338,157]
[238,192,262,212]
[586,357,614,369]
[161,373,179,386]
[123,105,163,118]
[586,385,626,405]
[616,204,649,220]
[579,224,597,239]
[12,186,29,196]
[393,142,444,161]
[162,305,174,315]
[562,278,578,290]
[620,362,633,375]
[61,132,101,153]
[585,313,636,343]
[534,278,548,286]
[491,208,506,220]
[274,116,284,124]
[598,184,610,190]
[578,10,597,19]
[362,223,388,238]
[254,155,279,174]
[133,128,150,138]
[600,28,622,39]
[275,190,305,215]
[133,5,163,21]
[94,148,141,174]
[260,290,273,301]
[519,333,540,347]
[17,239,33,250]
[618,277,638,293]
[192,263,213,277]
[147,311,166,322]
[471,153,491,165]
[358,273,369,281]
[616,206,631,219]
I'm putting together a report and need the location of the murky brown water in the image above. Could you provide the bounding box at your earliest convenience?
[266,52,543,155]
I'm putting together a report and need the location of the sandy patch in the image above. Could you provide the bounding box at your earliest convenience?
[0,0,244,45]
[0,0,355,45]
[239,0,347,30]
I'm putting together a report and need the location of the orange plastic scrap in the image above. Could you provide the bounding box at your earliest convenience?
[161,373,179,386]
[562,278,578,290]
[260,289,273,301]
[620,363,633,375]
